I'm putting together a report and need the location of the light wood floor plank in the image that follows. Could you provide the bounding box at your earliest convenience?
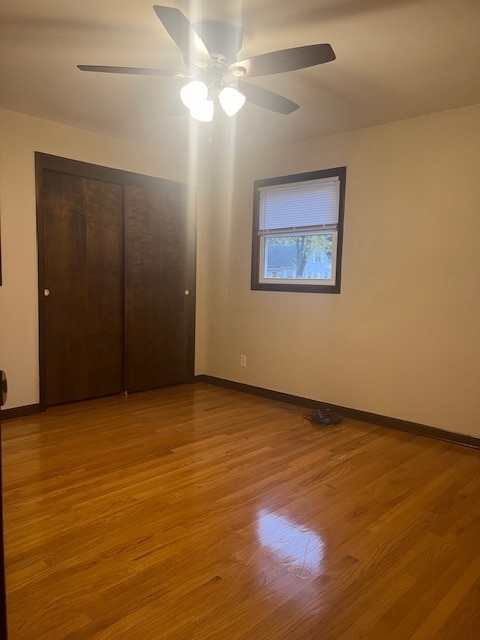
[2,383,480,639]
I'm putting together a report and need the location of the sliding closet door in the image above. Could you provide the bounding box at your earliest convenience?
[124,181,194,391]
[41,170,124,405]
[37,154,195,406]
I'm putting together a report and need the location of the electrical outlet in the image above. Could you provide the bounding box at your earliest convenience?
[240,355,247,368]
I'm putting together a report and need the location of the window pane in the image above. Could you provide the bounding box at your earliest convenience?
[263,234,333,280]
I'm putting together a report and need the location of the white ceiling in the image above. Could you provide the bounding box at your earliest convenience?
[1,0,480,150]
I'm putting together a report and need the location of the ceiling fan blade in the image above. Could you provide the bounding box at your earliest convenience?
[236,81,299,115]
[77,65,189,78]
[153,5,212,69]
[230,44,335,78]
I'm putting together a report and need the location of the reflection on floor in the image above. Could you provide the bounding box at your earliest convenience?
[257,508,324,579]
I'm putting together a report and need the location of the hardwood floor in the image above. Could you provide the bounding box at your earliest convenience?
[2,383,480,639]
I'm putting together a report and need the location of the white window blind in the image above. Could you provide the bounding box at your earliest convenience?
[259,178,340,233]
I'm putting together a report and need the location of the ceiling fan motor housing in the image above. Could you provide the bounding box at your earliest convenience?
[191,21,243,66]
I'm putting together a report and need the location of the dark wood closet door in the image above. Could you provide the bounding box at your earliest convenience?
[124,182,194,391]
[42,171,123,405]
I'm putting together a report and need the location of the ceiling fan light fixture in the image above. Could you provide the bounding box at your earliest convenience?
[180,80,208,109]
[219,86,246,116]
[189,98,214,122]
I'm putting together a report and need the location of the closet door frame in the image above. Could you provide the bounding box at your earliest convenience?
[35,152,196,409]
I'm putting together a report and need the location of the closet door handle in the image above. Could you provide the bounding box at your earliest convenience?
[184,289,190,296]
[44,288,51,297]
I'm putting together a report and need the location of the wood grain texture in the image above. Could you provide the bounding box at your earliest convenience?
[42,170,123,404]
[0,409,8,638]
[124,182,193,392]
[2,383,480,639]
[38,153,195,408]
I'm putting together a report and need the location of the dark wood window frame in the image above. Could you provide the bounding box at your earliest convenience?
[251,166,346,294]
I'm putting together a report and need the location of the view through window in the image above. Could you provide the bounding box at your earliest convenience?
[251,167,346,293]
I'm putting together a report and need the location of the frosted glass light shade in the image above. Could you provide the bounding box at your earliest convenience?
[180,81,208,109]
[190,99,214,122]
[219,86,246,116]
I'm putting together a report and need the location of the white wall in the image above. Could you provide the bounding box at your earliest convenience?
[3,104,480,438]
[200,104,480,437]
[0,108,190,410]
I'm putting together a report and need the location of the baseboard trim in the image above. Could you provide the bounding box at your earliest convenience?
[195,375,480,450]
[1,403,43,421]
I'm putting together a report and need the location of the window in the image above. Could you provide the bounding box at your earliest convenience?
[251,166,346,293]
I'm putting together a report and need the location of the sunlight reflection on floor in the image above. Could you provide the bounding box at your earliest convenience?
[257,508,324,580]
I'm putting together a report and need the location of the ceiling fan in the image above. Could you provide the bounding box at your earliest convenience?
[78,5,335,122]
